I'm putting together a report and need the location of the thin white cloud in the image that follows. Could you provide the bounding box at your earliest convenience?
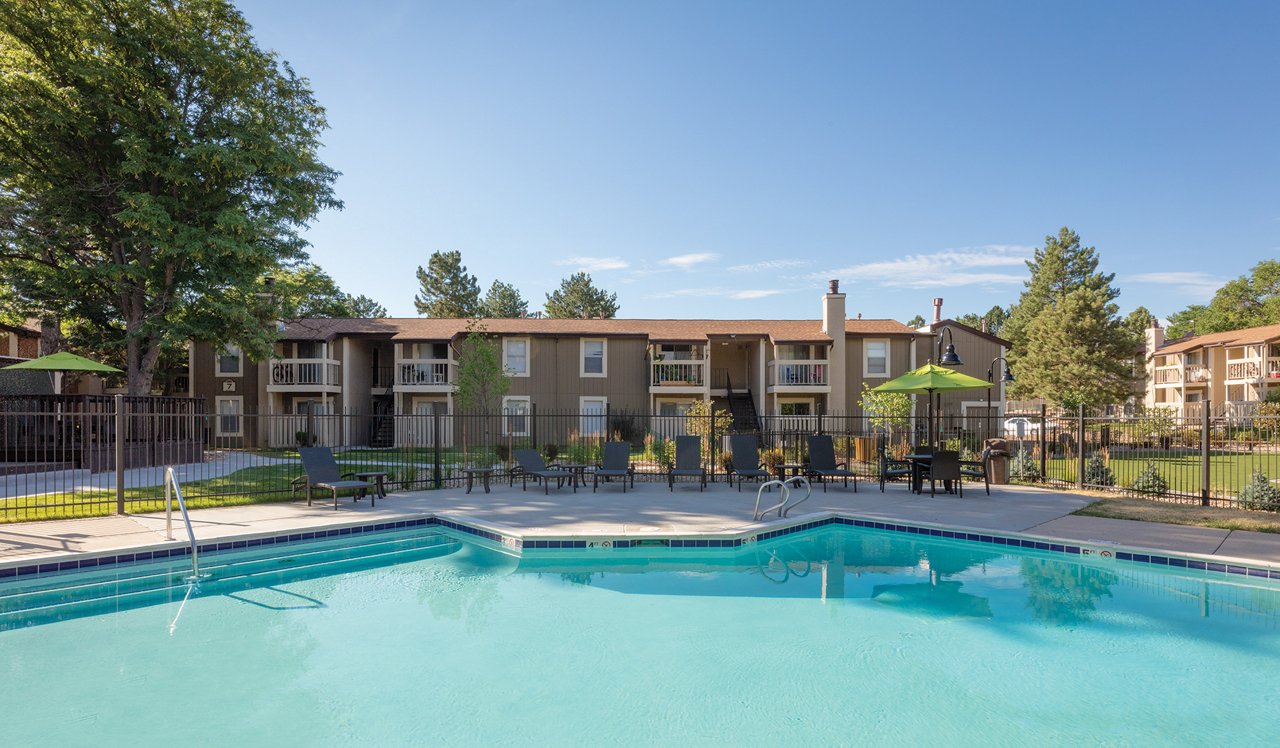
[727,259,811,273]
[557,256,629,272]
[654,287,785,301]
[728,289,783,300]
[823,245,1034,289]
[1129,271,1223,301]
[662,252,720,269]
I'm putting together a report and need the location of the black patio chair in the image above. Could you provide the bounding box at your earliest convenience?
[728,434,769,491]
[878,442,912,492]
[925,450,962,497]
[960,447,991,496]
[805,435,857,492]
[668,435,706,491]
[513,449,568,495]
[593,441,635,493]
[298,447,373,510]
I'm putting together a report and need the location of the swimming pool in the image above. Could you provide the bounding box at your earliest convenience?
[3,523,1278,745]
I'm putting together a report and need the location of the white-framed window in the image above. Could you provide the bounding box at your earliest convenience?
[503,338,529,377]
[414,342,450,360]
[864,339,889,378]
[581,338,607,377]
[215,396,243,437]
[502,395,531,436]
[656,398,693,417]
[293,399,331,415]
[216,345,243,377]
[778,399,813,416]
[580,396,607,436]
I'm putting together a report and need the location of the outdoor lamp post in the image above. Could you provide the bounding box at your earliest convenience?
[986,356,1015,443]
[936,327,962,367]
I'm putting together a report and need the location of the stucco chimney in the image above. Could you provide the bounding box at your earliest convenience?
[980,319,988,333]
[822,280,847,412]
[932,298,943,324]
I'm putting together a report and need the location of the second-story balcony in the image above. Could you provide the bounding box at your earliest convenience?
[650,361,707,393]
[1184,365,1210,385]
[1154,366,1180,386]
[1227,360,1262,381]
[767,360,831,393]
[398,358,453,390]
[268,358,341,393]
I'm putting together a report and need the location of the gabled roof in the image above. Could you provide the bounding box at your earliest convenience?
[916,319,1013,348]
[0,318,41,337]
[1157,322,1280,355]
[277,316,923,345]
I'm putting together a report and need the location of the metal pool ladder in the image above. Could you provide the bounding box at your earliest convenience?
[165,466,204,581]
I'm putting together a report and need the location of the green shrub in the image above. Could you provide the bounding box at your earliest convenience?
[718,451,735,474]
[760,448,785,473]
[1130,462,1168,496]
[1238,472,1280,511]
[1083,454,1115,487]
[542,443,559,463]
[1010,446,1040,481]
[398,465,419,488]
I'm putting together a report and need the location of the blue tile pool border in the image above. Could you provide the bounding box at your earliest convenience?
[3,512,1279,585]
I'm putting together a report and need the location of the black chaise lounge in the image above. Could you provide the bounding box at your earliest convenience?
[513,449,568,494]
[805,434,858,492]
[594,442,635,493]
[298,447,374,510]
[668,435,706,491]
[728,434,769,491]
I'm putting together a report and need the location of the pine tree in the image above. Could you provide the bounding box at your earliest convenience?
[906,314,927,328]
[544,272,620,319]
[480,280,528,318]
[414,251,481,317]
[1016,286,1135,407]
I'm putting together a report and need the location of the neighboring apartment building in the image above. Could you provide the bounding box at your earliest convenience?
[1144,320,1280,417]
[0,320,51,396]
[189,281,1010,447]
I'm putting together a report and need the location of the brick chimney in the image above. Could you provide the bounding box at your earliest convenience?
[932,298,943,324]
[822,280,847,411]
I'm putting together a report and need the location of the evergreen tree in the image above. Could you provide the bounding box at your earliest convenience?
[957,305,1009,334]
[544,272,620,319]
[1016,286,1135,407]
[481,280,528,318]
[906,314,927,328]
[345,295,388,318]
[1165,260,1280,337]
[414,251,481,317]
[1121,306,1154,345]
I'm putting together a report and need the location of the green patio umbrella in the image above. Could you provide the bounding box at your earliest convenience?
[871,363,992,448]
[2,351,122,393]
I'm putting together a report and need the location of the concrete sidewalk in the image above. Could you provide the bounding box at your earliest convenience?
[2,480,1279,567]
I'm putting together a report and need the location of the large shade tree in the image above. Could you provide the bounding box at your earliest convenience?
[1166,260,1280,338]
[0,0,340,394]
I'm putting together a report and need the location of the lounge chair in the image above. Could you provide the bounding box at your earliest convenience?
[728,434,769,491]
[960,447,991,495]
[925,450,962,497]
[298,447,374,510]
[668,435,706,491]
[513,449,568,494]
[593,442,635,493]
[878,440,912,492]
[805,435,857,492]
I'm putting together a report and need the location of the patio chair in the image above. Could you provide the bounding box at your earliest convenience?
[298,447,373,510]
[728,434,769,491]
[593,441,635,493]
[925,450,962,497]
[513,449,568,495]
[959,447,991,496]
[668,435,706,491]
[805,435,858,492]
[878,441,912,492]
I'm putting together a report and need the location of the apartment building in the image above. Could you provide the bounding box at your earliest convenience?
[0,320,50,396]
[1144,320,1280,417]
[188,281,1009,446]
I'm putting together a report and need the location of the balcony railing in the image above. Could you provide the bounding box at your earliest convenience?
[1227,361,1261,380]
[769,360,829,387]
[270,359,339,388]
[651,361,706,387]
[398,359,452,386]
[1184,365,1210,384]
[1269,359,1280,379]
[1154,367,1180,385]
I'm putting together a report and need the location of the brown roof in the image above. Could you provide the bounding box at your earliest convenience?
[1157,322,1280,355]
[278,317,922,344]
[919,319,1013,348]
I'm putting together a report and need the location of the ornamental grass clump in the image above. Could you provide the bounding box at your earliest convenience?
[1130,461,1169,496]
[1237,472,1280,511]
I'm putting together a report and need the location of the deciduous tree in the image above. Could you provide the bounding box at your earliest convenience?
[0,0,340,393]
[413,251,481,317]
[1166,260,1280,337]
[544,272,619,319]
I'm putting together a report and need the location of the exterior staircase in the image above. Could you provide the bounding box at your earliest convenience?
[726,383,760,432]
[369,387,395,448]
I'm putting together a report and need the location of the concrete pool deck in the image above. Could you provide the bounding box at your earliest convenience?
[3,479,1280,568]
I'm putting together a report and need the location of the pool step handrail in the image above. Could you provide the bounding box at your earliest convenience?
[164,466,203,580]
[780,476,812,517]
[753,480,790,521]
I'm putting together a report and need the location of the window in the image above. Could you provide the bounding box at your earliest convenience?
[414,342,449,360]
[779,401,812,416]
[657,400,691,417]
[216,345,242,376]
[503,338,529,377]
[293,399,330,415]
[503,396,531,436]
[659,344,695,361]
[864,340,889,377]
[296,341,323,359]
[215,396,243,436]
[580,397,607,436]
[581,339,606,377]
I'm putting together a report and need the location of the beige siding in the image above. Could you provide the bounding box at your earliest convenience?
[506,336,649,412]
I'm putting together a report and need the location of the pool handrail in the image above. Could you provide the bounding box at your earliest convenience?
[164,466,201,580]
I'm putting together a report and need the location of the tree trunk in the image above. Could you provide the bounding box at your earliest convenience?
[38,316,61,356]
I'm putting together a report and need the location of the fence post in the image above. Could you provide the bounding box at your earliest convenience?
[1201,406,1211,506]
[432,411,443,489]
[1076,404,1086,489]
[531,402,538,450]
[1038,404,1048,482]
[115,393,126,514]
[709,410,717,483]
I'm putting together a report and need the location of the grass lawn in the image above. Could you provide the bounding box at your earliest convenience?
[1043,450,1280,497]
[1074,497,1280,534]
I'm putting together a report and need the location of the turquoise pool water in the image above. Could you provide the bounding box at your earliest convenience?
[3,525,1280,746]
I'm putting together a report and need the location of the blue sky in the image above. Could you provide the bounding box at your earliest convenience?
[237,1,1278,322]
